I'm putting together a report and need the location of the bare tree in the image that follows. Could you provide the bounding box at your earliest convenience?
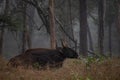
[107,0,112,57]
[88,27,94,52]
[21,1,31,53]
[0,26,4,55]
[98,0,104,55]
[115,0,120,54]
[68,0,74,47]
[49,0,56,49]
[79,0,88,57]
[0,0,9,55]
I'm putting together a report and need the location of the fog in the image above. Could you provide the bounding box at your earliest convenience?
[1,0,120,59]
[3,15,120,59]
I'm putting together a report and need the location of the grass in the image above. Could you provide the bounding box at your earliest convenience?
[0,56,120,80]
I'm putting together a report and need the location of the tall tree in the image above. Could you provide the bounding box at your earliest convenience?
[21,1,31,53]
[115,0,120,53]
[68,0,74,47]
[98,0,104,55]
[68,0,73,38]
[49,0,56,49]
[0,0,9,55]
[88,27,94,52]
[0,25,4,55]
[79,0,88,57]
[106,0,114,57]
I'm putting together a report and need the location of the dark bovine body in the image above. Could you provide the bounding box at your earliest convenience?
[28,49,66,68]
[8,54,30,68]
[8,47,78,69]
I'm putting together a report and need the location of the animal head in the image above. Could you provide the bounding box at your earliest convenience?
[58,40,78,58]
[60,47,78,58]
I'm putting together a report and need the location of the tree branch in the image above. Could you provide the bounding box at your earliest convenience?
[22,0,36,7]
[55,16,76,43]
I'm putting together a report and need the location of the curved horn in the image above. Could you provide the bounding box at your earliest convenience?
[61,39,67,47]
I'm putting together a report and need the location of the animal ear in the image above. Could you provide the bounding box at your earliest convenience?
[61,39,68,47]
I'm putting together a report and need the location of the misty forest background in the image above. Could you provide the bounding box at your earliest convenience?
[0,0,120,59]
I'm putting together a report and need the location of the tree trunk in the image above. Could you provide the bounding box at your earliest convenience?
[22,31,26,53]
[117,2,120,33]
[88,26,94,52]
[22,2,27,53]
[79,0,88,57]
[108,24,112,57]
[68,0,74,47]
[26,25,31,49]
[68,0,74,38]
[49,0,56,49]
[25,13,31,49]
[0,27,4,55]
[115,0,120,54]
[98,0,104,55]
[0,0,9,55]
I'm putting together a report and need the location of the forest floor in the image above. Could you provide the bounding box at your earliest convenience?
[0,56,120,80]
